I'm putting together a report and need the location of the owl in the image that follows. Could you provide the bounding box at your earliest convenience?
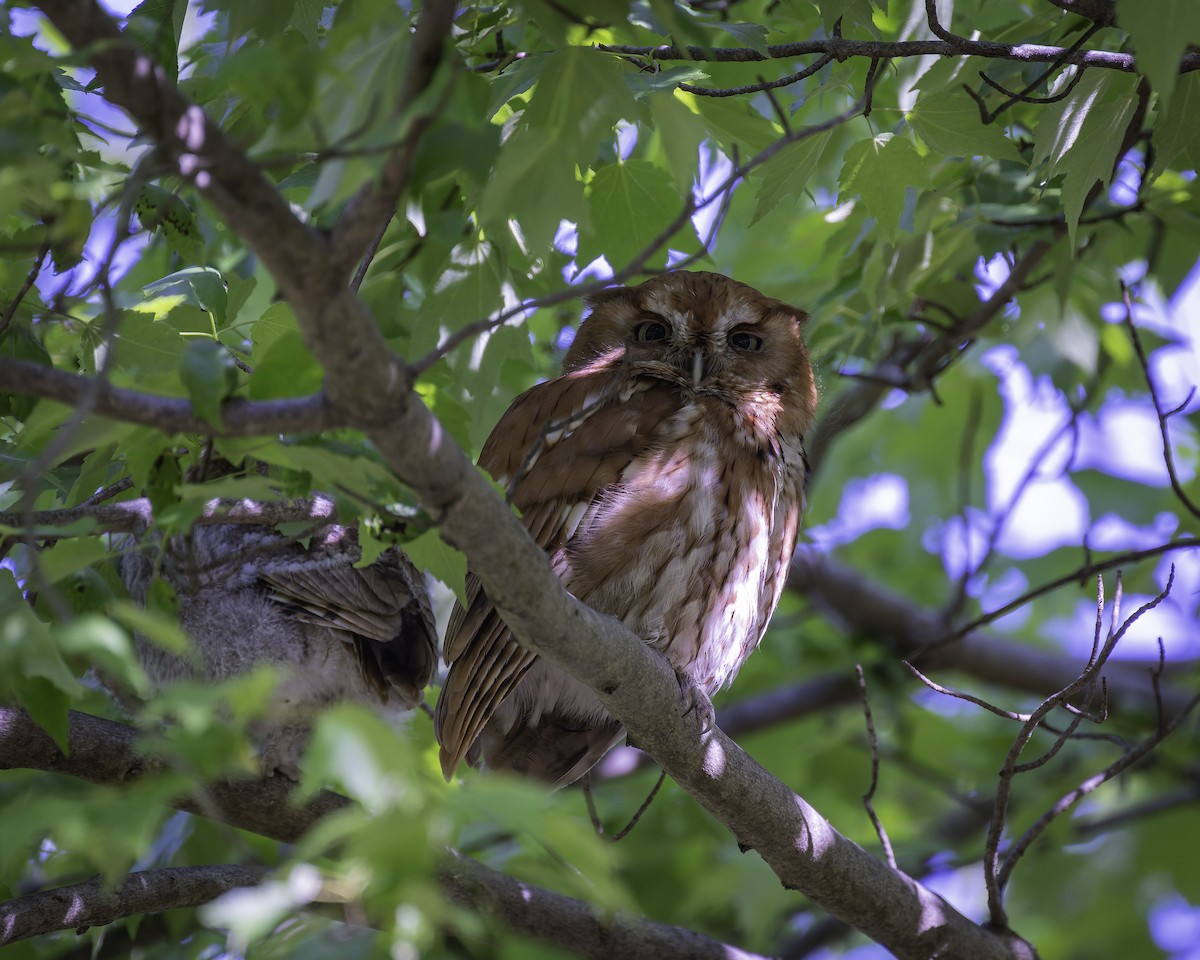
[435,271,818,787]
[120,522,437,778]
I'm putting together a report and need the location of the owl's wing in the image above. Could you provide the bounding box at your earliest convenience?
[260,546,437,708]
[434,368,681,780]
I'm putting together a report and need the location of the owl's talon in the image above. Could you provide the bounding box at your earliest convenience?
[677,676,716,733]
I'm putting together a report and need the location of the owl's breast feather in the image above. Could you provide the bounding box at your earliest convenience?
[560,402,798,691]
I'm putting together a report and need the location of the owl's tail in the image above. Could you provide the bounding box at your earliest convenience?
[480,714,626,789]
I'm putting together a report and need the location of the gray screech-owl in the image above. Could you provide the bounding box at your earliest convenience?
[120,522,437,778]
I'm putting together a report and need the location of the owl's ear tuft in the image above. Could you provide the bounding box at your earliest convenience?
[583,284,639,313]
[771,302,810,328]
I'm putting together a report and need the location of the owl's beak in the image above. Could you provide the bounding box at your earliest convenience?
[692,347,704,386]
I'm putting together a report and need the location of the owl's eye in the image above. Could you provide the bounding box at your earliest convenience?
[728,330,764,351]
[633,320,669,343]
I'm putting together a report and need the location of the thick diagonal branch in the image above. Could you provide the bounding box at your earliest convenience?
[29,5,1033,957]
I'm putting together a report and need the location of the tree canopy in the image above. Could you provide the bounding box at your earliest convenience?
[1,1,1198,958]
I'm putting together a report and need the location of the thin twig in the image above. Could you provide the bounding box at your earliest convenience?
[349,215,393,293]
[1074,783,1200,838]
[1151,637,1167,734]
[855,665,896,868]
[942,538,1198,644]
[582,770,667,842]
[903,661,1033,722]
[613,772,667,842]
[985,569,1177,924]
[680,54,833,98]
[999,691,1200,890]
[0,242,50,336]
[971,20,1101,123]
[944,388,983,617]
[1122,282,1200,521]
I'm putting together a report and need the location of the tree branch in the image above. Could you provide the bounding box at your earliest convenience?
[29,0,395,428]
[0,358,342,437]
[0,496,340,537]
[440,852,773,960]
[790,548,1198,716]
[597,35,1196,74]
[0,865,270,945]
[27,5,1035,957]
[0,708,773,960]
[0,707,350,843]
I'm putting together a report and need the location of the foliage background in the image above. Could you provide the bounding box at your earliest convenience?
[1,0,1198,958]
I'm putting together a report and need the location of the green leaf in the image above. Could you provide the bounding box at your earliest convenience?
[226,0,301,41]
[110,311,186,385]
[1117,0,1200,112]
[249,330,324,399]
[124,0,188,86]
[1032,72,1139,243]
[355,518,388,568]
[402,527,467,606]
[144,453,182,514]
[411,239,506,358]
[1153,71,1200,172]
[480,125,587,254]
[839,133,931,238]
[179,339,238,429]
[695,20,770,55]
[54,613,150,697]
[908,88,1023,163]
[485,54,544,118]
[301,704,420,808]
[647,92,705,190]
[626,65,710,99]
[133,185,204,262]
[37,538,111,586]
[222,29,318,133]
[0,572,82,702]
[688,93,778,155]
[249,301,298,360]
[18,677,73,750]
[65,443,121,506]
[817,0,882,36]
[1032,71,1108,170]
[578,160,698,270]
[290,0,323,45]
[481,47,638,251]
[752,131,831,223]
[525,46,638,142]
[415,375,475,453]
[144,267,228,327]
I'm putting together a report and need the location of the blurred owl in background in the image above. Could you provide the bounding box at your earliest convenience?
[435,271,818,787]
[121,522,437,778]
